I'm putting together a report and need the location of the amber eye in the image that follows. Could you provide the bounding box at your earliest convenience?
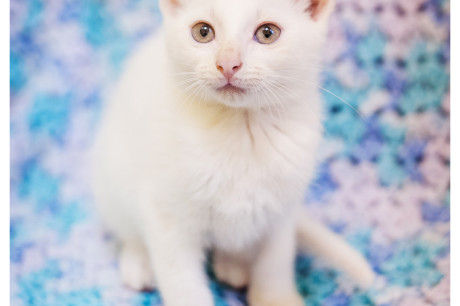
[254,23,281,44]
[191,22,215,43]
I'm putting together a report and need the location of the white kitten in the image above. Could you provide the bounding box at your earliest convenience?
[91,0,375,305]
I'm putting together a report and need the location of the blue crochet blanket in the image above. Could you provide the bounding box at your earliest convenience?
[11,0,450,305]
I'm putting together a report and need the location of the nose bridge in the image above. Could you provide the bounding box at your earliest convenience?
[217,45,241,67]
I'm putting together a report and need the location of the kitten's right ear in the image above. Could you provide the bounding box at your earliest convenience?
[159,0,182,16]
[296,0,335,22]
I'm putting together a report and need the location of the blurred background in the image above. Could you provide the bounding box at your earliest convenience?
[10,0,450,305]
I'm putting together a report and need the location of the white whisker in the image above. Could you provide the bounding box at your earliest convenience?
[271,74,364,119]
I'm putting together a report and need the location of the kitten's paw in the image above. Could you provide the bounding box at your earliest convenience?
[248,288,304,306]
[213,251,250,289]
[120,242,156,291]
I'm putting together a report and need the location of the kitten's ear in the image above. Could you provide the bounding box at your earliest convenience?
[159,0,182,16]
[306,0,335,21]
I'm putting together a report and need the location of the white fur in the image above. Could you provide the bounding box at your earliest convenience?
[91,0,374,305]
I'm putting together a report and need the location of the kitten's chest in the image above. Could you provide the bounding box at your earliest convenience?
[180,112,321,250]
[203,154,300,251]
[181,111,320,200]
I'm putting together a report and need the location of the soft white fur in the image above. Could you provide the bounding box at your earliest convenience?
[91,0,374,305]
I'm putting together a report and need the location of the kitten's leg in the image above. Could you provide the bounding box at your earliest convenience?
[141,206,214,306]
[120,240,156,291]
[213,249,250,289]
[248,215,303,306]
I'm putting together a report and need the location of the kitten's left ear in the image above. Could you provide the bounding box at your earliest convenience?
[306,0,335,21]
[159,0,182,16]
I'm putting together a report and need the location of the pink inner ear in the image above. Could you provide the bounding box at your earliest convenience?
[170,0,180,7]
[307,0,328,21]
[161,0,181,15]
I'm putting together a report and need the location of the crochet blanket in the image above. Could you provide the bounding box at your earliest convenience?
[10,0,450,305]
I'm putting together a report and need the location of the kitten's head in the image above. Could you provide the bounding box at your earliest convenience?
[160,0,334,109]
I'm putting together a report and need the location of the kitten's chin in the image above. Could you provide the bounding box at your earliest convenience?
[215,93,255,109]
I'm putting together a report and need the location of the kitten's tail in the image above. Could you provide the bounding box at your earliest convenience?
[295,208,375,289]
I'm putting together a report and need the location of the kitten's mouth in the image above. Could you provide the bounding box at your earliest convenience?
[217,84,246,95]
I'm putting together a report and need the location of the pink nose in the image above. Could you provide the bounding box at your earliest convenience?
[216,57,242,81]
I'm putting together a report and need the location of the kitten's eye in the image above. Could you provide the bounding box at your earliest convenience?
[254,23,281,44]
[191,22,215,43]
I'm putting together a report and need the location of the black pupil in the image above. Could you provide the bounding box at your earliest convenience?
[262,27,273,39]
[200,26,209,37]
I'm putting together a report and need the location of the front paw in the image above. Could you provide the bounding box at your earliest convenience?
[248,288,304,306]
